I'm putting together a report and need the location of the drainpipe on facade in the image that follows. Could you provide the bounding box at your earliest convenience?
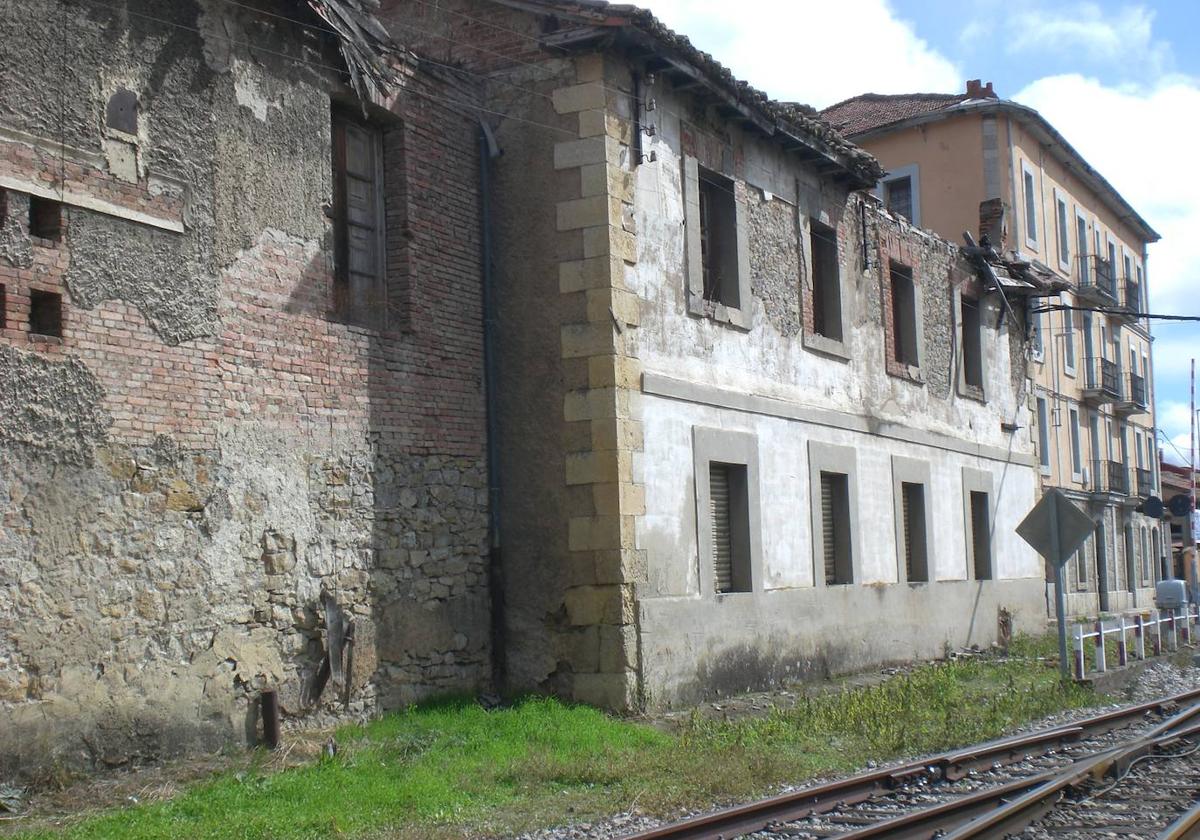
[479,119,505,693]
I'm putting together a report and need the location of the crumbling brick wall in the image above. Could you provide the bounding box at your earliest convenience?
[0,0,490,777]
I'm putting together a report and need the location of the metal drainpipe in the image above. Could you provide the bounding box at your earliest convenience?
[479,119,505,693]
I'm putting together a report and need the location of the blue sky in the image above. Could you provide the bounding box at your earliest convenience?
[639,0,1200,465]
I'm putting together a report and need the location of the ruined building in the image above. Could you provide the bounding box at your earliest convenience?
[823,82,1164,617]
[386,0,1045,709]
[4,0,1050,775]
[0,0,492,776]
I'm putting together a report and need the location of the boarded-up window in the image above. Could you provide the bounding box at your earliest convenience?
[969,490,992,580]
[901,481,928,582]
[809,218,841,340]
[820,471,853,585]
[332,112,385,327]
[890,262,918,367]
[709,462,751,593]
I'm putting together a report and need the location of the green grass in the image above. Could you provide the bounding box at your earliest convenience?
[11,638,1099,840]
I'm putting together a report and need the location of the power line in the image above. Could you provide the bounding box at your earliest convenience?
[1034,304,1200,323]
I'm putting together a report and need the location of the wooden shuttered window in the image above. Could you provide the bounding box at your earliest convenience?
[901,481,928,582]
[332,112,386,327]
[709,461,751,594]
[820,471,852,586]
[710,463,733,593]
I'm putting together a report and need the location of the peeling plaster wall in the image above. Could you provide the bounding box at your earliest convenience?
[0,0,490,777]
[627,78,1044,705]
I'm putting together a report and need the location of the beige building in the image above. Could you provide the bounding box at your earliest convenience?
[823,81,1164,617]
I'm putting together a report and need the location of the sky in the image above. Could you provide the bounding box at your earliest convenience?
[636,0,1200,466]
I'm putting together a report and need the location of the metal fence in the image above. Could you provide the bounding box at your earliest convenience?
[1073,606,1199,680]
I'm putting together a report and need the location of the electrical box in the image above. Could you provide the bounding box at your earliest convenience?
[1156,579,1187,610]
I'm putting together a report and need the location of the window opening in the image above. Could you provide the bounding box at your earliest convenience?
[29,196,62,241]
[29,289,63,337]
[709,462,751,593]
[890,262,918,366]
[820,471,853,585]
[0,283,6,330]
[901,481,928,582]
[1036,397,1051,470]
[332,111,386,327]
[106,88,139,134]
[1075,543,1089,586]
[1076,214,1089,284]
[884,176,913,222]
[1063,301,1076,370]
[1023,167,1037,243]
[1056,197,1069,266]
[1069,408,1082,478]
[961,295,983,388]
[969,490,992,580]
[697,168,739,308]
[809,218,841,340]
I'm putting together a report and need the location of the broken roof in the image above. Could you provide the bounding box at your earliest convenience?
[304,0,404,103]
[488,0,884,187]
[820,90,1160,243]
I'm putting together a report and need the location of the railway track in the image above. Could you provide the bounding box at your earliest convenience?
[622,686,1200,840]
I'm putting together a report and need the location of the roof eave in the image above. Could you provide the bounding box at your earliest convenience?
[847,100,1161,244]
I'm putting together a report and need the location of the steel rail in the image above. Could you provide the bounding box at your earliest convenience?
[1160,799,1200,840]
[621,686,1200,840]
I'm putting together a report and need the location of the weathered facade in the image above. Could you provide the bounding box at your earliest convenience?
[823,83,1165,619]
[390,0,1045,709]
[0,0,492,776]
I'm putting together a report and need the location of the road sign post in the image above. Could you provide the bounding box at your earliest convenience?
[1017,489,1098,680]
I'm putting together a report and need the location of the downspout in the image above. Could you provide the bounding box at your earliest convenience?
[479,118,505,693]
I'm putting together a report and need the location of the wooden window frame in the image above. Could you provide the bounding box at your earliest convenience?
[331,109,387,329]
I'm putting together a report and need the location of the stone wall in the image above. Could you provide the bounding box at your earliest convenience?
[0,0,490,778]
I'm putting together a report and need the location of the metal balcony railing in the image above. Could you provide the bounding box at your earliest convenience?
[1136,467,1155,498]
[1090,459,1129,496]
[1129,372,1148,408]
[1124,279,1142,313]
[1077,255,1117,301]
[1083,356,1122,401]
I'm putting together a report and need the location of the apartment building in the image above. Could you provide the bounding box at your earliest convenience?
[823,82,1164,617]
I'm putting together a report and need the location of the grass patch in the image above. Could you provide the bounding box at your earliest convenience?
[12,638,1099,840]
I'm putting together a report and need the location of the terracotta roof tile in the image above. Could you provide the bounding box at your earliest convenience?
[819,93,972,137]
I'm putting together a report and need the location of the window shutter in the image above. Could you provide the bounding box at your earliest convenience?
[821,473,836,584]
[902,484,913,580]
[710,464,733,593]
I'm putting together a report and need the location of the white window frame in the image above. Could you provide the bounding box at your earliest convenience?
[1074,207,1089,284]
[1054,190,1071,272]
[1036,396,1052,476]
[874,163,921,227]
[1062,291,1076,376]
[1069,407,1083,483]
[1030,307,1044,362]
[1021,159,1039,251]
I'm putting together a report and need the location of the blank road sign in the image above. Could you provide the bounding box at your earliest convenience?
[1016,488,1096,568]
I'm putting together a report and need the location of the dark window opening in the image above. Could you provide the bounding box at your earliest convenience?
[709,462,751,593]
[961,296,983,388]
[331,111,386,328]
[0,284,6,330]
[890,262,918,367]
[0,188,7,225]
[1075,545,1089,587]
[29,289,63,337]
[820,471,853,585]
[1023,169,1038,242]
[884,176,913,221]
[29,196,62,241]
[969,490,992,580]
[810,218,842,340]
[106,88,139,134]
[901,481,928,582]
[698,168,739,308]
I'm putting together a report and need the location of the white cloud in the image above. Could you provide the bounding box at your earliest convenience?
[961,3,1171,78]
[636,0,961,108]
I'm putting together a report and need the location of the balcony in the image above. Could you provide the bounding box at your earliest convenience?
[1089,459,1129,497]
[1114,371,1148,416]
[1076,255,1117,304]
[1136,467,1155,498]
[1081,356,1122,406]
[1116,278,1143,323]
